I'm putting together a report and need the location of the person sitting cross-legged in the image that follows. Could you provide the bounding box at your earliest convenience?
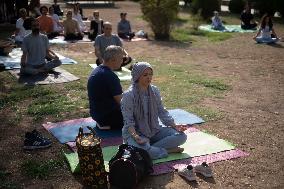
[253,14,279,44]
[49,6,63,34]
[121,62,187,160]
[240,5,257,30]
[88,10,104,41]
[51,0,63,16]
[117,12,135,40]
[63,10,83,41]
[211,11,226,31]
[87,45,125,130]
[37,6,55,38]
[94,21,132,68]
[14,8,30,46]
[20,18,62,75]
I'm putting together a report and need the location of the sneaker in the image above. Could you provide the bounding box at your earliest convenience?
[194,162,213,178]
[178,165,196,181]
[23,130,52,150]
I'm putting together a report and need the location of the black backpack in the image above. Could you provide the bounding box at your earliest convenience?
[109,144,153,189]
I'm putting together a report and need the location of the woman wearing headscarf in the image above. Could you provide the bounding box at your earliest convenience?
[121,62,187,160]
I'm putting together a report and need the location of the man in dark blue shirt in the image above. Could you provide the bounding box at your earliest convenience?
[87,45,124,130]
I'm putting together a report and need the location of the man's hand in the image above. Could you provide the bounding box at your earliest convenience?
[53,55,59,60]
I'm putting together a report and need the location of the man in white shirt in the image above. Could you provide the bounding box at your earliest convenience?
[15,8,31,45]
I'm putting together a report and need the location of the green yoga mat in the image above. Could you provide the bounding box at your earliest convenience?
[89,64,131,81]
[153,131,235,164]
[198,25,257,33]
[64,131,235,173]
[64,145,118,173]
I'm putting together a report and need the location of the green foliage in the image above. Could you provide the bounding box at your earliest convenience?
[140,0,179,40]
[253,0,282,16]
[191,0,221,19]
[229,0,246,14]
[0,170,20,189]
[21,159,64,179]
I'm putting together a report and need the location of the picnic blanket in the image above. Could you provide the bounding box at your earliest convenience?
[9,67,79,85]
[0,48,78,70]
[198,25,257,33]
[43,109,204,144]
[89,64,132,81]
[63,128,248,174]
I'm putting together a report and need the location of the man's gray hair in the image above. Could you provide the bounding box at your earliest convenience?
[103,45,123,62]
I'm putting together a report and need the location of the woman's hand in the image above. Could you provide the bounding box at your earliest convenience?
[133,135,148,144]
[172,124,188,132]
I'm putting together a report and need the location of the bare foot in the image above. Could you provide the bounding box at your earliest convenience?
[167,147,184,154]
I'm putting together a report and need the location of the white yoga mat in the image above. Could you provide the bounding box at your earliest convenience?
[0,48,77,70]
[89,64,131,81]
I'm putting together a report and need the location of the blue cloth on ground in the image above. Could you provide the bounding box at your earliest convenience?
[159,109,205,125]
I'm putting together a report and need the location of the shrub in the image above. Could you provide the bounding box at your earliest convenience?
[253,0,278,16]
[229,0,246,14]
[140,0,179,40]
[191,0,220,19]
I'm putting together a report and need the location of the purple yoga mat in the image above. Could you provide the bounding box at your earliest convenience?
[151,149,249,175]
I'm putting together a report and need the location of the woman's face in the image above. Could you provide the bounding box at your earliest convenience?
[138,68,153,88]
[265,17,270,24]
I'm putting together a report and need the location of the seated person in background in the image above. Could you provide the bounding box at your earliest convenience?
[37,6,56,39]
[63,10,83,40]
[15,8,29,45]
[211,11,225,30]
[117,12,135,40]
[253,14,279,43]
[0,40,15,56]
[76,3,84,19]
[240,5,257,30]
[20,18,62,75]
[87,45,125,130]
[28,0,41,18]
[88,10,104,41]
[121,62,187,160]
[95,22,132,67]
[49,6,63,33]
[51,0,63,16]
[73,4,87,33]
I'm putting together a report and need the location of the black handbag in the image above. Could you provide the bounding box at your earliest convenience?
[109,144,153,189]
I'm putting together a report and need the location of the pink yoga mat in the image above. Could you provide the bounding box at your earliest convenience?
[151,149,249,175]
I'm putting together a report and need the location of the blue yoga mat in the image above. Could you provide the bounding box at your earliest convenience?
[48,119,121,144]
[159,109,204,125]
